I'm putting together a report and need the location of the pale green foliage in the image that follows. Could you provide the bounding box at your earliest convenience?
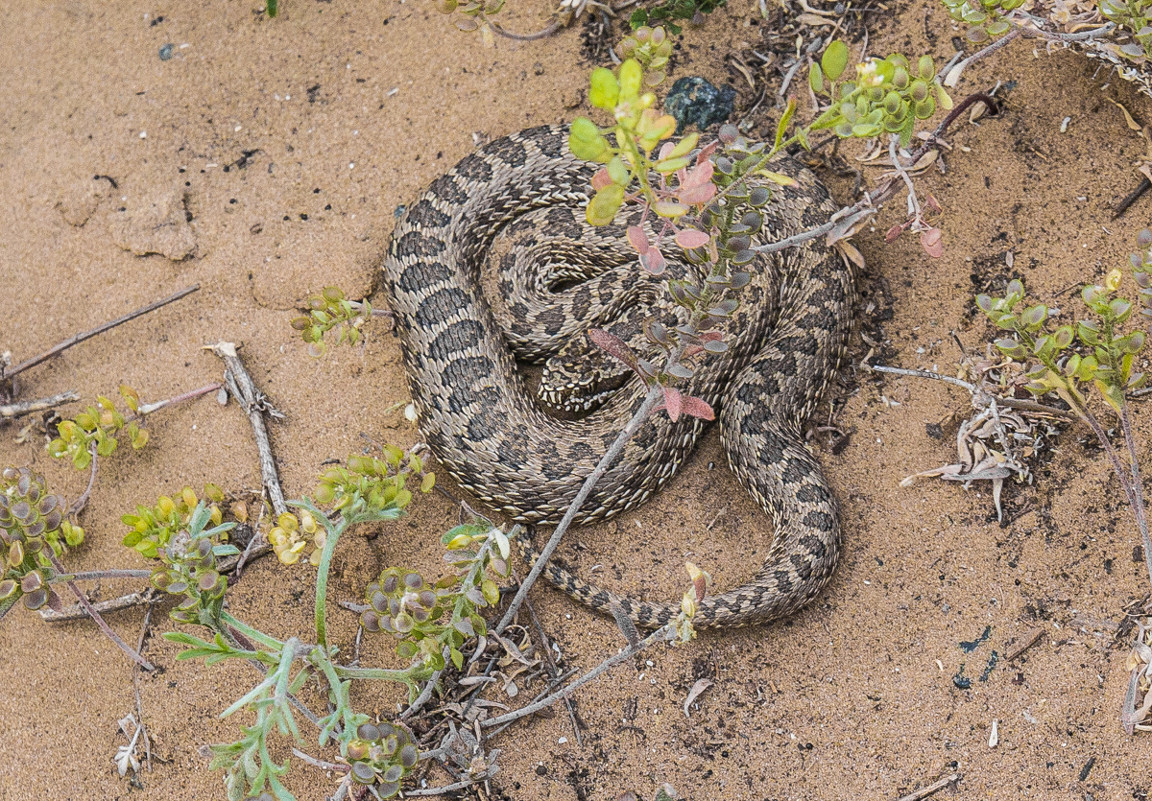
[976,232,1152,417]
[810,43,953,147]
[1100,0,1152,58]
[941,0,1026,42]
[360,521,514,671]
[291,286,371,357]
[48,385,148,469]
[0,467,82,612]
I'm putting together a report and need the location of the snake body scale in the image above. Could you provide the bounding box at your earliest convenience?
[383,124,855,629]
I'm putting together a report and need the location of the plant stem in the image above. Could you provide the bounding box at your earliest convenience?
[61,569,153,582]
[136,382,222,415]
[0,391,79,420]
[335,664,432,684]
[494,383,664,634]
[947,26,1022,83]
[481,623,672,728]
[311,513,347,650]
[46,551,155,670]
[1120,404,1152,588]
[1075,402,1151,583]
[68,445,100,515]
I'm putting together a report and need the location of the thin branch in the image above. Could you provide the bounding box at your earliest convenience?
[946,27,1022,84]
[0,391,79,420]
[869,364,976,392]
[4,285,200,380]
[40,588,156,622]
[481,623,671,729]
[404,779,480,797]
[1121,404,1152,588]
[136,382,222,415]
[134,599,157,771]
[896,774,960,801]
[490,17,562,41]
[45,551,155,670]
[869,364,1079,421]
[61,569,153,581]
[290,747,347,773]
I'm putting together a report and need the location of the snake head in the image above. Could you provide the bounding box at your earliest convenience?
[536,343,631,415]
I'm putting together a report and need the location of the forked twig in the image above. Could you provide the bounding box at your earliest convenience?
[209,341,287,519]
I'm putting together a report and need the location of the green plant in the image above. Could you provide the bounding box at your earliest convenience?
[345,721,419,792]
[437,0,505,46]
[809,44,954,146]
[290,286,373,357]
[47,385,148,469]
[618,25,674,87]
[975,231,1152,588]
[360,521,513,670]
[121,484,225,559]
[150,449,439,800]
[1100,0,1152,58]
[941,0,1026,42]
[630,0,727,34]
[0,467,83,612]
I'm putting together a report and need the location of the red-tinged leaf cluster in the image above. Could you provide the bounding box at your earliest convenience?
[657,386,715,423]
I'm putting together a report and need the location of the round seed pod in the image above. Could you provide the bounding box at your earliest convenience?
[350,761,377,784]
[399,743,419,768]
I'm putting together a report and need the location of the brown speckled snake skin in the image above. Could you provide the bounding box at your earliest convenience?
[383,125,855,629]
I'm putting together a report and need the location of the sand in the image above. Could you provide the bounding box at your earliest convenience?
[3,1,1152,799]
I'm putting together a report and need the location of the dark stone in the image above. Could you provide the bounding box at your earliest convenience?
[664,77,737,134]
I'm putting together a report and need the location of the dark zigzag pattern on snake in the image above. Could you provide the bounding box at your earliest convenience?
[383,124,855,628]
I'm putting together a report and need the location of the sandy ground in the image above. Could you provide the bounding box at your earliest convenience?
[5,1,1152,799]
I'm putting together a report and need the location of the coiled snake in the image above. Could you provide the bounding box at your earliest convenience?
[383,125,854,629]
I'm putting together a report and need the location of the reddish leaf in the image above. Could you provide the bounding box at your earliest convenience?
[679,395,715,421]
[627,225,650,254]
[696,141,719,165]
[925,193,943,214]
[885,223,905,243]
[587,328,640,372]
[662,386,683,422]
[920,227,944,259]
[640,248,666,275]
[681,160,714,188]
[658,141,676,160]
[591,168,613,191]
[675,228,710,249]
[677,182,716,205]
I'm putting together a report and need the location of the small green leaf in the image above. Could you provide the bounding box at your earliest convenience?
[822,40,850,82]
[618,58,642,98]
[586,184,625,226]
[589,67,620,110]
[809,62,825,95]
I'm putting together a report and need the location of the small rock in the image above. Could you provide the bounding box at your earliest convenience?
[664,76,736,134]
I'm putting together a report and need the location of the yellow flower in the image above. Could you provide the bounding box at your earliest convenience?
[1106,268,1123,292]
